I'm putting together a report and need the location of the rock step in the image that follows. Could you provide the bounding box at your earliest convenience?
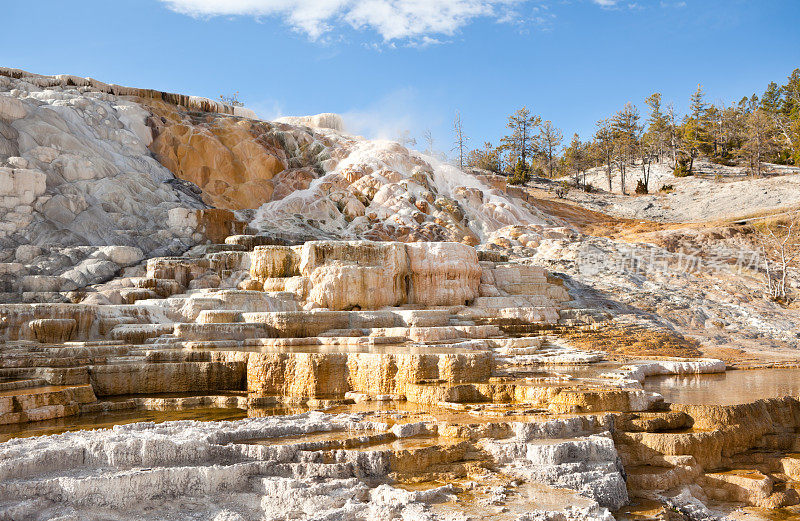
[0,356,102,368]
[472,296,554,308]
[0,378,48,391]
[249,474,363,500]
[225,234,294,249]
[131,394,248,410]
[88,361,246,396]
[80,399,138,414]
[250,462,357,482]
[483,436,619,466]
[0,461,269,506]
[625,463,701,493]
[0,384,97,425]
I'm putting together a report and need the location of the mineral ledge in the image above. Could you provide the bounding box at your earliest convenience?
[1,68,799,521]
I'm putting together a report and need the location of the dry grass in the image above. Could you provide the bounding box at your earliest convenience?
[521,187,684,239]
[560,325,703,359]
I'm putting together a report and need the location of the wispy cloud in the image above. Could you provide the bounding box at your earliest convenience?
[160,0,526,42]
[340,87,430,140]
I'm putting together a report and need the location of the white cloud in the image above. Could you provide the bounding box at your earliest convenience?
[341,87,427,140]
[159,0,524,42]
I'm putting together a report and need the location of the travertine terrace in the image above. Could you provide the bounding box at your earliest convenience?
[2,68,800,521]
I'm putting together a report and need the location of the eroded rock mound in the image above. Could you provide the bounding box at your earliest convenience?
[148,103,336,210]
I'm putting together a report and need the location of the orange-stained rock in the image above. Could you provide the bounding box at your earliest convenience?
[238,279,263,291]
[196,209,248,243]
[151,119,285,209]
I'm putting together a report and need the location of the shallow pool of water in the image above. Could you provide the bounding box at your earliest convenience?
[0,404,315,442]
[204,343,481,355]
[0,407,249,442]
[643,368,800,405]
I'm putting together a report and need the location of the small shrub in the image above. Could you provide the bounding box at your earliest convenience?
[673,157,693,177]
[634,179,648,194]
[555,180,570,198]
[582,183,595,193]
[673,165,692,177]
[711,155,736,167]
[660,184,674,193]
[508,169,531,185]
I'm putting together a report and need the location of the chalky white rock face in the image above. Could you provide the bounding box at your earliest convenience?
[0,68,564,303]
[0,76,205,247]
[274,113,344,131]
[250,138,556,244]
[0,412,623,521]
[0,73,207,298]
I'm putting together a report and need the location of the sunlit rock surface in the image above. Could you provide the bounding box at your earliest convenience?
[0,412,627,521]
[3,68,800,521]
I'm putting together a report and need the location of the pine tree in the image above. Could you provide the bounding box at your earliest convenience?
[612,103,641,195]
[594,118,615,192]
[740,102,778,176]
[564,133,588,187]
[762,82,782,114]
[467,142,501,173]
[681,84,710,174]
[500,107,541,174]
[538,120,563,178]
[786,69,800,165]
[776,69,800,165]
[665,102,680,169]
[644,93,668,161]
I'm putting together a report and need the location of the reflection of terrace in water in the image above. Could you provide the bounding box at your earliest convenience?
[643,368,800,405]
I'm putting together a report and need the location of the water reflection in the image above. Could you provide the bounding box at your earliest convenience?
[643,368,800,405]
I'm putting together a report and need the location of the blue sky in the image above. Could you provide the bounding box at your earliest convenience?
[3,0,799,155]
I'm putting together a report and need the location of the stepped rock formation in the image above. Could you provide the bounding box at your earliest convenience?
[1,68,561,305]
[3,68,800,521]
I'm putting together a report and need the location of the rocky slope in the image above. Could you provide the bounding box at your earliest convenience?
[0,68,560,303]
[2,68,800,521]
[565,160,800,223]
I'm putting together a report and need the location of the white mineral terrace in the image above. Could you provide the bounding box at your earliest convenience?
[3,236,797,521]
[2,69,800,520]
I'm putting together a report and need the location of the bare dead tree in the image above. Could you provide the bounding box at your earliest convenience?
[423,128,434,155]
[451,111,469,170]
[219,92,244,107]
[756,211,800,302]
[395,130,417,148]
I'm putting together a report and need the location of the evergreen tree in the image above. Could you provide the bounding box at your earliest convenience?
[644,93,668,160]
[681,84,710,173]
[666,102,680,169]
[564,133,588,187]
[778,69,800,165]
[500,107,541,174]
[612,103,641,195]
[740,103,778,176]
[762,82,782,114]
[467,142,501,173]
[538,120,563,178]
[594,118,615,192]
